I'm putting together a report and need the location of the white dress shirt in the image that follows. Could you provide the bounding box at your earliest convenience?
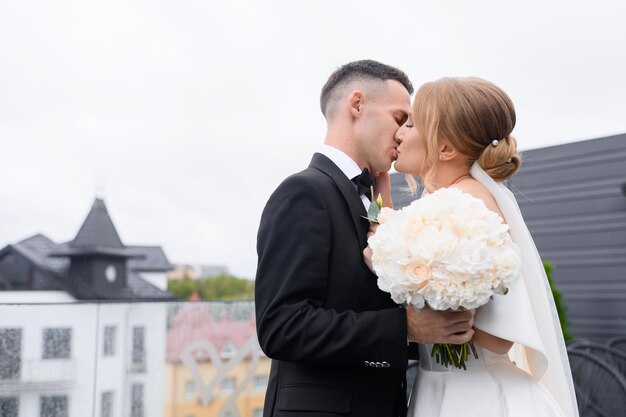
[318,144,370,210]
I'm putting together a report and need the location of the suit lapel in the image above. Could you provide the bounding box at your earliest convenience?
[309,153,369,250]
[310,153,396,307]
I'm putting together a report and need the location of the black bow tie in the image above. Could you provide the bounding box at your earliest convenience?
[351,168,373,200]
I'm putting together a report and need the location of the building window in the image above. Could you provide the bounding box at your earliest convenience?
[40,396,68,417]
[185,380,195,399]
[220,377,236,393]
[131,327,146,372]
[0,397,19,417]
[42,329,71,359]
[253,375,268,391]
[0,329,21,379]
[103,326,116,357]
[131,384,143,417]
[253,408,263,417]
[101,391,113,417]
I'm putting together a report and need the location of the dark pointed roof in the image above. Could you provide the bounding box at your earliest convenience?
[51,199,140,258]
[0,233,176,301]
[72,198,123,249]
[0,197,176,300]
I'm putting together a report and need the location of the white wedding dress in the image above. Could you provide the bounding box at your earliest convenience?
[406,163,579,417]
[407,343,567,416]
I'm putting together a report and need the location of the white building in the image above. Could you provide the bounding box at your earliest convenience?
[0,198,175,417]
[0,303,166,417]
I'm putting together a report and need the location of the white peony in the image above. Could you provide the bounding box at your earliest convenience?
[368,187,521,311]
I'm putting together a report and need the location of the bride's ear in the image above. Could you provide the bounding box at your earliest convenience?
[438,140,459,161]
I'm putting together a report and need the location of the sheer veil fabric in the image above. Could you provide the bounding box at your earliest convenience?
[470,162,579,417]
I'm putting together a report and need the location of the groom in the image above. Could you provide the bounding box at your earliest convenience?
[255,60,475,417]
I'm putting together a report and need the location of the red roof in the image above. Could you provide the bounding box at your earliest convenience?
[166,303,259,363]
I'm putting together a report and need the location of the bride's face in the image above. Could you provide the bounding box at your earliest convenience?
[393,114,428,177]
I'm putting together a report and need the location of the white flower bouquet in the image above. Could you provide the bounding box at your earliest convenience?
[368,187,522,369]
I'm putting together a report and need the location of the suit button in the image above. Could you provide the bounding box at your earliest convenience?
[364,361,370,367]
[382,361,390,368]
[376,362,382,368]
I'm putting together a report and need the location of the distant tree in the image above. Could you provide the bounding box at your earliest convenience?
[198,274,254,300]
[543,261,574,341]
[167,273,254,301]
[167,274,196,300]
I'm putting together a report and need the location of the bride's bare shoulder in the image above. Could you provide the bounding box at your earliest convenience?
[450,178,506,222]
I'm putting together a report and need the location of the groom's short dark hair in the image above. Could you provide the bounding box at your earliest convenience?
[320,59,413,118]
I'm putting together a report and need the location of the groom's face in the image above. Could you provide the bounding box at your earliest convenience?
[358,80,411,173]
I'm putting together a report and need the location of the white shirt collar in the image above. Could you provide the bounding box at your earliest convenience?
[318,144,363,180]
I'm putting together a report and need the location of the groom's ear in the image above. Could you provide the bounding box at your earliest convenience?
[348,90,364,118]
[439,141,459,161]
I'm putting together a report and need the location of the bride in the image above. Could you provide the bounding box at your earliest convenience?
[365,77,579,416]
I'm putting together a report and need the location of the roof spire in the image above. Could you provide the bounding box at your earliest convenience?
[71,198,124,249]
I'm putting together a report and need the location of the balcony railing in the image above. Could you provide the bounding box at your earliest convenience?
[0,358,76,392]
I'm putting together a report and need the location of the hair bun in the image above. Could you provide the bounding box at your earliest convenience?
[478,136,521,182]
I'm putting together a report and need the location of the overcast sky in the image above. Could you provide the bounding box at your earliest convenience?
[1,0,625,279]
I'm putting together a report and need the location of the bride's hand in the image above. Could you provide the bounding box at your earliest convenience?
[362,224,379,272]
[373,171,393,208]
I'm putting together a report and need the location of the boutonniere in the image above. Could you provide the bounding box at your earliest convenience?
[362,186,384,224]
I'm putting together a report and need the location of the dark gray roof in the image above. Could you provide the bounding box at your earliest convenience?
[51,246,143,258]
[127,272,175,299]
[127,246,174,272]
[0,197,176,301]
[51,199,139,259]
[71,198,124,249]
[0,234,176,301]
[12,234,69,277]
[0,233,176,301]
[0,234,69,291]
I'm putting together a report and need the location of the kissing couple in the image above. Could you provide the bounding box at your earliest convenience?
[255,60,578,417]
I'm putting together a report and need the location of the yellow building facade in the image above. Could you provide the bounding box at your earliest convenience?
[164,303,270,417]
[164,356,271,417]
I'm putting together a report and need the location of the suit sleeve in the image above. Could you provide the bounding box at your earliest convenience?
[255,175,409,370]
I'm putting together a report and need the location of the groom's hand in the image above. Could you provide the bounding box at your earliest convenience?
[406,305,475,344]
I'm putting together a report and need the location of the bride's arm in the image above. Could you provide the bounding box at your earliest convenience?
[451,178,513,355]
[472,328,513,355]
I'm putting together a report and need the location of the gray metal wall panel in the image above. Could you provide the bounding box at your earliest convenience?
[509,134,626,343]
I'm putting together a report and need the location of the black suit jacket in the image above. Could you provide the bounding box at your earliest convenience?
[255,153,417,417]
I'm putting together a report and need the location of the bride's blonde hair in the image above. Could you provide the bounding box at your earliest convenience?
[406,77,521,192]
